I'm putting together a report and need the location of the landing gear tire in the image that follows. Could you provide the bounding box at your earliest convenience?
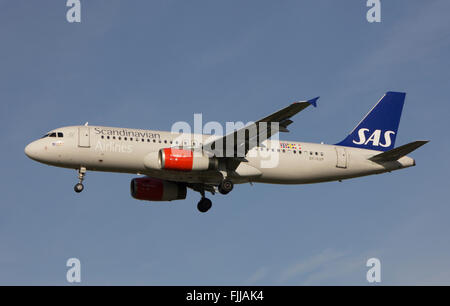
[197,198,212,213]
[74,167,86,193]
[218,179,233,195]
[74,183,84,193]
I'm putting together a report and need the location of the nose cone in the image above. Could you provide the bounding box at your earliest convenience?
[25,141,40,161]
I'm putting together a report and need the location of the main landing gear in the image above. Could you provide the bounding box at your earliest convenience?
[218,178,233,195]
[196,179,234,213]
[197,189,212,213]
[74,167,86,193]
[197,197,212,213]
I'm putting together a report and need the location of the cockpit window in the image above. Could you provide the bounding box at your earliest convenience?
[41,134,49,138]
[49,133,57,137]
[57,132,63,137]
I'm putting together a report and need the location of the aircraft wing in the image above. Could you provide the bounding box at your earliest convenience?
[202,97,319,158]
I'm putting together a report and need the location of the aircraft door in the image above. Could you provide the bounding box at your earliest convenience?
[78,126,90,148]
[335,147,347,169]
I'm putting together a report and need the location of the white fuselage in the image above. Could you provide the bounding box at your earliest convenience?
[25,125,415,185]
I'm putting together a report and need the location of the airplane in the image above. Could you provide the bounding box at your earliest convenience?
[24,91,428,213]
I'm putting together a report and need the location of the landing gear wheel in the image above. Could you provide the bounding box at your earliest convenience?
[74,167,86,193]
[218,179,233,195]
[197,198,212,213]
[74,183,84,193]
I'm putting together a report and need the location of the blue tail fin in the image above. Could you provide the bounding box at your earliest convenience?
[335,92,406,151]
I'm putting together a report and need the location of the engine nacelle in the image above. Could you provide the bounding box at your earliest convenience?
[158,148,217,171]
[130,177,187,201]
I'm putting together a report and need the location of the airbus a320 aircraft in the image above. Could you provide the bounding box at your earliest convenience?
[25,92,427,213]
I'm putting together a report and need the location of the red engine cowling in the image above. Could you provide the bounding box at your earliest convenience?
[158,148,217,171]
[130,177,187,201]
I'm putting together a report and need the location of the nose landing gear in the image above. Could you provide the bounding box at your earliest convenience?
[74,167,86,193]
[74,183,84,193]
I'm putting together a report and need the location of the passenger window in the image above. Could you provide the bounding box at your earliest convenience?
[57,132,63,137]
[293,150,296,154]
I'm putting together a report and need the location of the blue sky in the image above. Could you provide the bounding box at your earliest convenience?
[1,0,449,285]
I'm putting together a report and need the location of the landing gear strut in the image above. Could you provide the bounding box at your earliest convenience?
[197,189,212,213]
[218,178,233,195]
[74,167,86,193]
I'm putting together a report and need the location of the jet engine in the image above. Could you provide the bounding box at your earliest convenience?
[130,177,187,201]
[158,148,218,171]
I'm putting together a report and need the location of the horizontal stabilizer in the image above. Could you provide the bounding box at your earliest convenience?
[369,141,429,162]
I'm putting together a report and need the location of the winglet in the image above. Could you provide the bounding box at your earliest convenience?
[307,97,319,108]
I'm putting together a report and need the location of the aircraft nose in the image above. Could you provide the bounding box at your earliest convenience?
[25,142,39,160]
